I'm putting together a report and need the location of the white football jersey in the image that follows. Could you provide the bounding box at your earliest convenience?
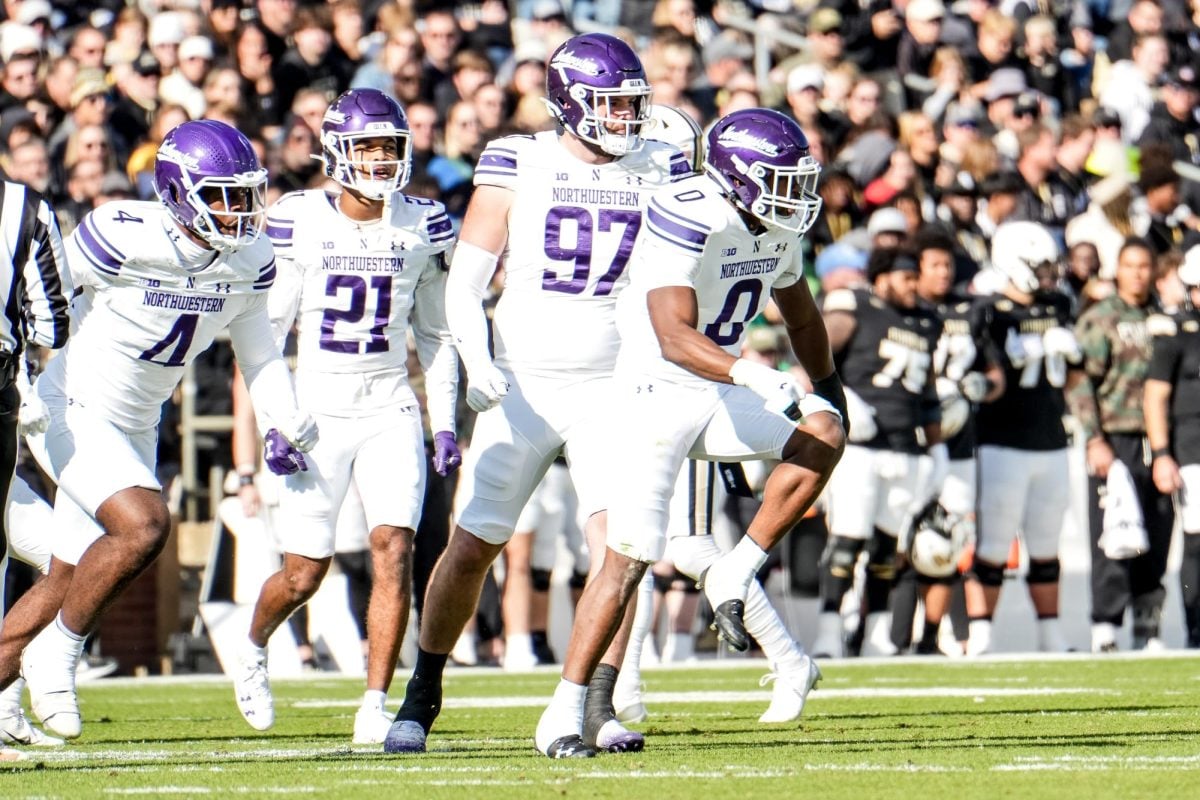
[476,130,690,377]
[616,173,805,386]
[42,200,276,432]
[265,190,456,421]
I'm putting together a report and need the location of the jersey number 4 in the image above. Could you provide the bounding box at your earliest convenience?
[139,314,198,367]
[320,274,393,354]
[542,206,640,296]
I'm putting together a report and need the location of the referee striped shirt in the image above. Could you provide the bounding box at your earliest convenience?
[0,180,71,357]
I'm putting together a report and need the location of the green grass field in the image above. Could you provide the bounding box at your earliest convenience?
[4,654,1200,799]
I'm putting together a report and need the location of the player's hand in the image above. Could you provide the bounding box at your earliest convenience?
[842,385,876,442]
[1043,327,1083,364]
[239,483,262,517]
[466,363,510,413]
[959,372,989,403]
[729,358,805,418]
[1152,454,1183,495]
[276,412,318,452]
[17,388,50,437]
[264,428,308,476]
[1086,437,1115,479]
[432,430,462,476]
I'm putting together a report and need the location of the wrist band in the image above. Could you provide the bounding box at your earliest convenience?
[238,473,255,487]
[1151,447,1171,461]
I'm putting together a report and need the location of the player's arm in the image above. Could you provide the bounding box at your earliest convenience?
[264,199,302,348]
[412,246,459,438]
[231,365,263,515]
[228,293,316,452]
[648,284,737,382]
[1064,308,1111,475]
[1144,319,1182,494]
[21,196,72,349]
[444,184,512,412]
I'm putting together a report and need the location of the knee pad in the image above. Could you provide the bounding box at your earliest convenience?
[664,535,724,582]
[969,557,1006,587]
[652,571,674,594]
[568,569,588,590]
[530,567,552,593]
[866,531,898,581]
[1026,558,1059,585]
[825,535,864,579]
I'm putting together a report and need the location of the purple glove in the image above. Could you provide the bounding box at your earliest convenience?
[264,428,308,476]
[432,431,461,477]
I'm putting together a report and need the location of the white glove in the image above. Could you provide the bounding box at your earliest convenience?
[843,386,878,442]
[729,358,804,418]
[959,371,989,403]
[1043,326,1083,364]
[466,362,510,413]
[15,361,49,437]
[276,411,319,452]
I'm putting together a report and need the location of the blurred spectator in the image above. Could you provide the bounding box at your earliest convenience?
[897,0,946,108]
[160,35,214,120]
[427,99,481,220]
[935,172,987,282]
[1056,115,1096,219]
[1066,170,1145,279]
[966,9,1019,87]
[42,56,79,134]
[270,115,320,196]
[350,22,420,101]
[0,53,38,113]
[273,6,348,114]
[67,25,107,71]
[330,0,366,66]
[472,82,506,139]
[1011,123,1067,235]
[1137,65,1200,177]
[692,32,752,121]
[922,46,967,123]
[56,155,104,234]
[807,8,846,71]
[148,11,186,76]
[867,206,910,249]
[417,8,462,106]
[109,52,161,154]
[203,67,244,125]
[95,169,135,206]
[786,65,848,156]
[206,0,243,61]
[815,241,869,293]
[865,148,917,211]
[435,50,494,121]
[644,35,695,111]
[1137,151,1189,254]
[1106,0,1165,62]
[3,136,48,192]
[235,21,284,136]
[1022,15,1075,114]
[1099,33,1169,142]
[105,7,148,70]
[976,169,1023,237]
[405,100,437,184]
[257,0,298,63]
[810,166,861,249]
[290,87,328,139]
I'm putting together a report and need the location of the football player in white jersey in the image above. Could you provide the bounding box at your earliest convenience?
[0,120,317,740]
[231,89,461,743]
[383,33,690,758]
[537,108,848,753]
[614,104,824,726]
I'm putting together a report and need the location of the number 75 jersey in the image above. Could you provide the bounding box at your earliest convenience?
[477,131,689,377]
[265,190,454,411]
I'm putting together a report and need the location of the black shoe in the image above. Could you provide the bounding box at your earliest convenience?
[711,600,749,652]
[531,632,557,665]
[542,735,596,759]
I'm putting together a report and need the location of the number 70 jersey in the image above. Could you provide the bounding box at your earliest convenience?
[477,131,689,377]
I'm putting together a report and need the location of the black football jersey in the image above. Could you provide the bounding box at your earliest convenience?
[826,287,943,454]
[975,290,1073,451]
[929,290,996,460]
[1147,311,1200,463]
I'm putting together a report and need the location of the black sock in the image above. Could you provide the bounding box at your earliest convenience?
[395,648,448,730]
[584,664,618,722]
[917,620,941,653]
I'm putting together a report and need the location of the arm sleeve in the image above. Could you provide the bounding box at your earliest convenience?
[1065,310,1108,440]
[412,249,459,435]
[22,197,72,349]
[1146,329,1181,384]
[266,255,302,351]
[444,240,499,374]
[228,293,300,436]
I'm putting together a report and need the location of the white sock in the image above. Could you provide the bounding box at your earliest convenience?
[743,580,803,667]
[663,631,694,662]
[1038,617,1067,651]
[55,613,85,642]
[362,689,386,711]
[548,679,586,732]
[967,619,992,655]
[728,536,769,576]
[243,637,267,658]
[505,633,532,660]
[619,572,654,688]
[0,678,23,715]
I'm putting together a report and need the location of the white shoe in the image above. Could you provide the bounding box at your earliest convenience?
[758,656,822,724]
[352,705,393,744]
[233,645,274,731]
[966,619,992,657]
[450,630,478,667]
[661,632,695,663]
[502,644,539,672]
[1038,618,1070,653]
[76,654,118,684]
[812,612,843,659]
[1091,622,1118,653]
[0,709,65,747]
[1141,636,1167,653]
[20,623,84,739]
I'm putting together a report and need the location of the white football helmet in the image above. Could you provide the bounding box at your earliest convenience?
[990,221,1060,295]
[646,104,704,174]
[908,502,972,579]
[935,378,970,439]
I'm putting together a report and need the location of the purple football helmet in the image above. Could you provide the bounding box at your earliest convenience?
[321,88,412,199]
[153,119,267,252]
[544,33,653,157]
[705,108,823,234]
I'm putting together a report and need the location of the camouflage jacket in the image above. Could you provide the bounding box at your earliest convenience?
[1067,294,1156,440]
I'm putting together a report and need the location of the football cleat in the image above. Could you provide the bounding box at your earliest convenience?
[812,612,844,659]
[697,565,751,652]
[353,706,394,745]
[541,734,597,759]
[232,646,274,731]
[758,656,822,724]
[382,719,427,753]
[0,709,65,747]
[585,718,644,753]
[613,680,648,725]
[21,624,84,739]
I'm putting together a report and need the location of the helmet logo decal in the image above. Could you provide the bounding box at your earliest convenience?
[323,109,347,125]
[551,50,601,76]
[717,127,780,157]
[158,141,200,171]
